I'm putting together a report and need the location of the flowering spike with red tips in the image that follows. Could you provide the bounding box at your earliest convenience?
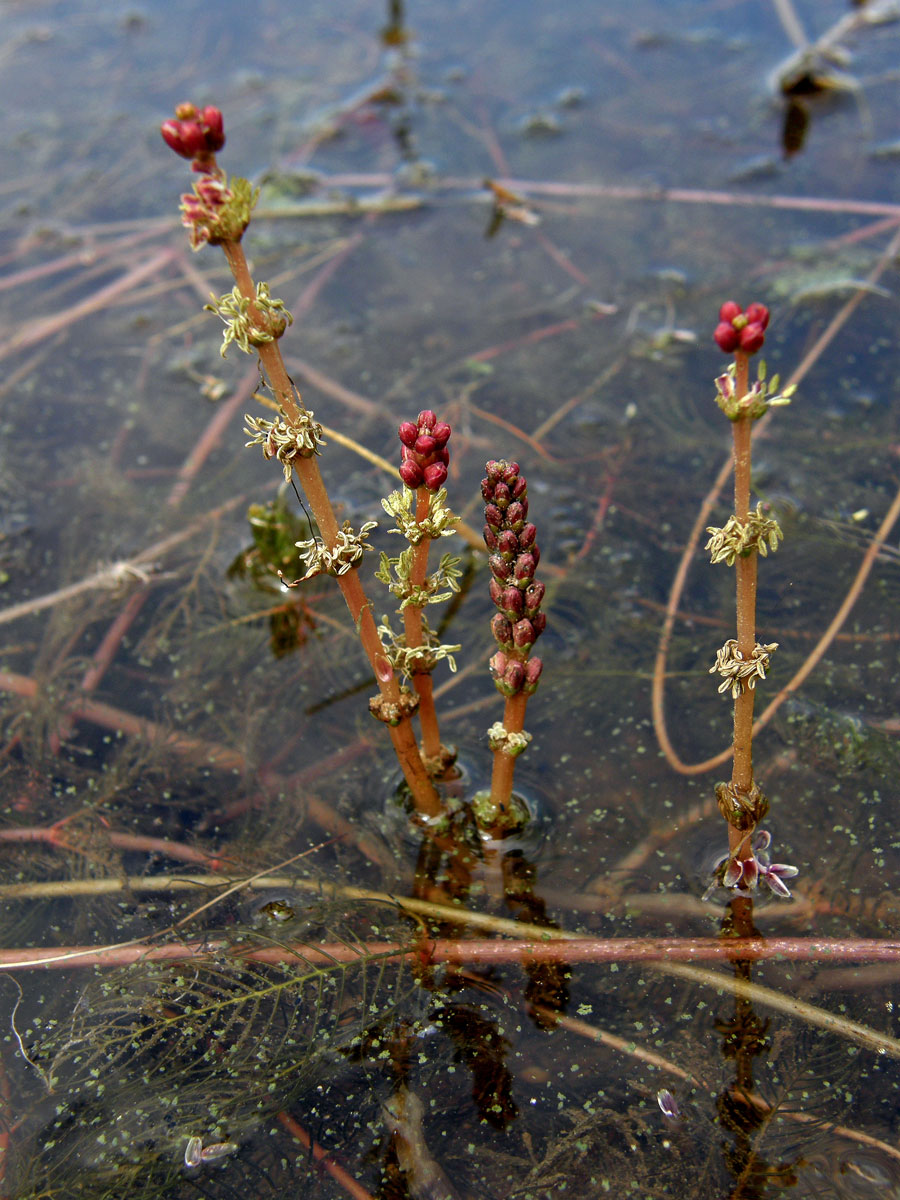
[482,460,545,698]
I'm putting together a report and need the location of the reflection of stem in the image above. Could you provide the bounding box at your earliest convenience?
[717,900,767,1192]
[660,959,900,1057]
[501,850,570,1025]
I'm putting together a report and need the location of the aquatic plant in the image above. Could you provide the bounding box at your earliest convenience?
[705,302,798,897]
[162,103,453,822]
[376,410,461,775]
[161,103,544,830]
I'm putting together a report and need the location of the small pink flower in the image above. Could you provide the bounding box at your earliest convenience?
[709,829,798,899]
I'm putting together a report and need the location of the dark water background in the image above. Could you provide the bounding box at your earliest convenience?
[2,1,900,1196]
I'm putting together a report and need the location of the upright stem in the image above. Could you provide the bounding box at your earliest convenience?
[729,351,757,856]
[221,240,442,819]
[489,691,528,819]
[402,488,444,763]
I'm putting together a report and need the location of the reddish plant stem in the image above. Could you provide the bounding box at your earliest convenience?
[276,1112,375,1200]
[220,239,441,819]
[3,937,900,972]
[729,351,757,858]
[489,690,529,818]
[0,824,230,869]
[402,489,444,762]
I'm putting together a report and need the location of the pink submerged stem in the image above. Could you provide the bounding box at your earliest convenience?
[2,936,900,972]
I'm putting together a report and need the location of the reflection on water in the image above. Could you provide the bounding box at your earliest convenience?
[798,1144,900,1199]
[1,0,900,1195]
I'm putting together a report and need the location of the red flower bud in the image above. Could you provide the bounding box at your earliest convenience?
[399,460,424,488]
[489,578,503,607]
[431,421,451,445]
[504,661,525,693]
[524,657,543,692]
[714,321,740,353]
[502,462,520,484]
[483,526,498,550]
[524,580,544,614]
[744,302,769,330]
[493,483,511,507]
[489,555,511,581]
[719,301,742,323]
[518,523,537,549]
[490,650,508,678]
[511,476,527,499]
[739,322,765,354]
[501,586,524,618]
[200,106,225,150]
[161,105,225,160]
[484,504,503,530]
[531,612,547,636]
[414,434,437,456]
[505,500,527,528]
[417,409,436,429]
[513,618,536,648]
[485,460,503,481]
[514,553,536,581]
[423,462,447,490]
[161,119,206,159]
[498,530,519,558]
[491,613,513,645]
[398,421,418,447]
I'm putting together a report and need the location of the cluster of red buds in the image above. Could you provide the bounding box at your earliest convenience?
[713,301,770,356]
[161,103,257,251]
[398,410,451,491]
[160,103,225,169]
[482,460,545,697]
